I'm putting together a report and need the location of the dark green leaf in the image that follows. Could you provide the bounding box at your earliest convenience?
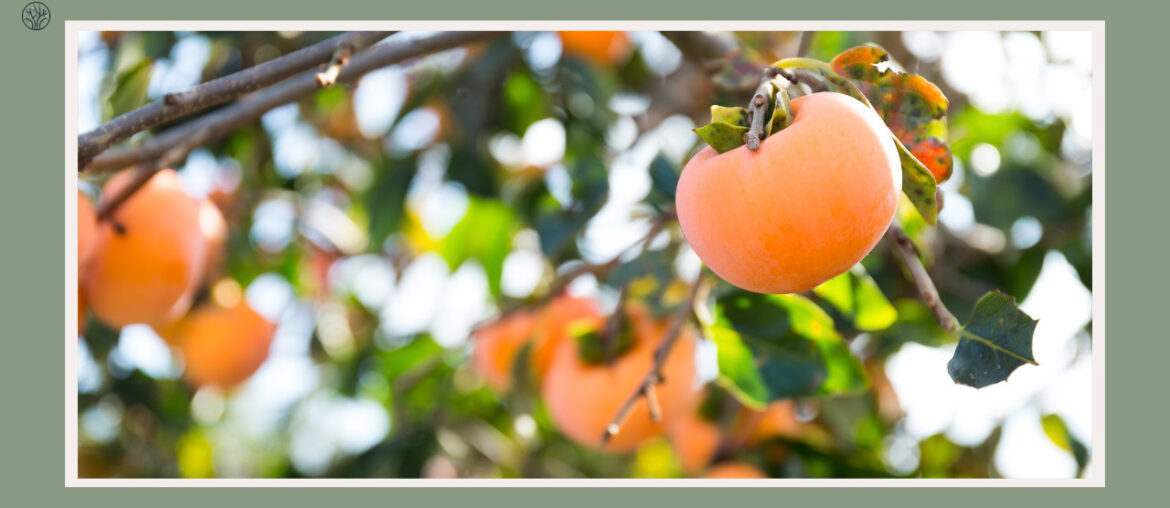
[648,154,680,200]
[713,291,869,405]
[948,291,1039,388]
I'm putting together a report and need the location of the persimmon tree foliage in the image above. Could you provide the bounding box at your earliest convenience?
[75,30,1090,479]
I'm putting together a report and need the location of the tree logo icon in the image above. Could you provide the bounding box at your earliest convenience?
[22,2,49,31]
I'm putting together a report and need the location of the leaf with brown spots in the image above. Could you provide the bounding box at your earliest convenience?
[774,55,941,225]
[830,45,953,184]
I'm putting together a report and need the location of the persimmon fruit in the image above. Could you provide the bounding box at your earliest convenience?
[668,405,723,474]
[676,92,901,294]
[472,295,604,392]
[78,191,97,273]
[174,300,276,388]
[471,309,539,392]
[82,169,207,328]
[542,303,700,453]
[704,462,768,479]
[558,31,631,65]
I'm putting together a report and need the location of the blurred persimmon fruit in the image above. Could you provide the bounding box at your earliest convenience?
[558,31,631,65]
[542,303,700,453]
[82,169,207,328]
[173,300,276,388]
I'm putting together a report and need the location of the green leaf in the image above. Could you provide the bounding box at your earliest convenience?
[440,198,516,297]
[365,157,417,248]
[765,85,793,136]
[948,291,1039,388]
[813,266,898,332]
[1041,413,1090,474]
[104,60,154,121]
[693,122,748,154]
[713,291,869,405]
[647,154,680,200]
[708,321,769,409]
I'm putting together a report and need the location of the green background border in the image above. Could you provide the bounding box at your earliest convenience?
[2,0,1146,504]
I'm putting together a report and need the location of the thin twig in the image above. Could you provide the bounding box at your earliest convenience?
[315,43,354,87]
[796,31,817,58]
[95,126,212,222]
[600,276,706,446]
[78,31,394,170]
[85,31,500,173]
[888,222,958,331]
[486,210,678,325]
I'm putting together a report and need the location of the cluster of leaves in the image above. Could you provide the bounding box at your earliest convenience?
[77,31,1091,479]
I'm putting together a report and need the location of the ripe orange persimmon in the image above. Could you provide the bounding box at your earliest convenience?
[83,169,207,328]
[668,405,723,474]
[78,191,97,274]
[558,31,631,65]
[84,170,207,325]
[676,92,901,294]
[472,295,604,392]
[542,303,700,453]
[471,309,539,392]
[529,295,604,379]
[728,400,805,447]
[704,462,768,479]
[174,301,276,388]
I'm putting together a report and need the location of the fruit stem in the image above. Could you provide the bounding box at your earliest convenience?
[600,275,707,446]
[743,67,781,151]
[888,222,959,331]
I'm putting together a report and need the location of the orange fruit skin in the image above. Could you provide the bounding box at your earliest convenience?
[558,31,630,65]
[472,310,539,392]
[676,92,901,294]
[176,301,276,388]
[78,289,87,336]
[530,295,604,379]
[704,462,768,479]
[78,191,97,274]
[729,400,805,447]
[83,169,207,328]
[668,408,723,475]
[542,304,700,453]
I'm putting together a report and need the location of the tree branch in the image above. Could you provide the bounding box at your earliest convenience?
[888,222,958,331]
[96,126,212,223]
[600,275,706,446]
[84,31,499,173]
[796,31,817,58]
[78,31,394,170]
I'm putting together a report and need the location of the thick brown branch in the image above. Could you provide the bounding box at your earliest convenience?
[888,222,958,331]
[78,31,394,170]
[600,276,706,446]
[85,31,498,173]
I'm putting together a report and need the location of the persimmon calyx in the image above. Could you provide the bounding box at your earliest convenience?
[695,66,796,154]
